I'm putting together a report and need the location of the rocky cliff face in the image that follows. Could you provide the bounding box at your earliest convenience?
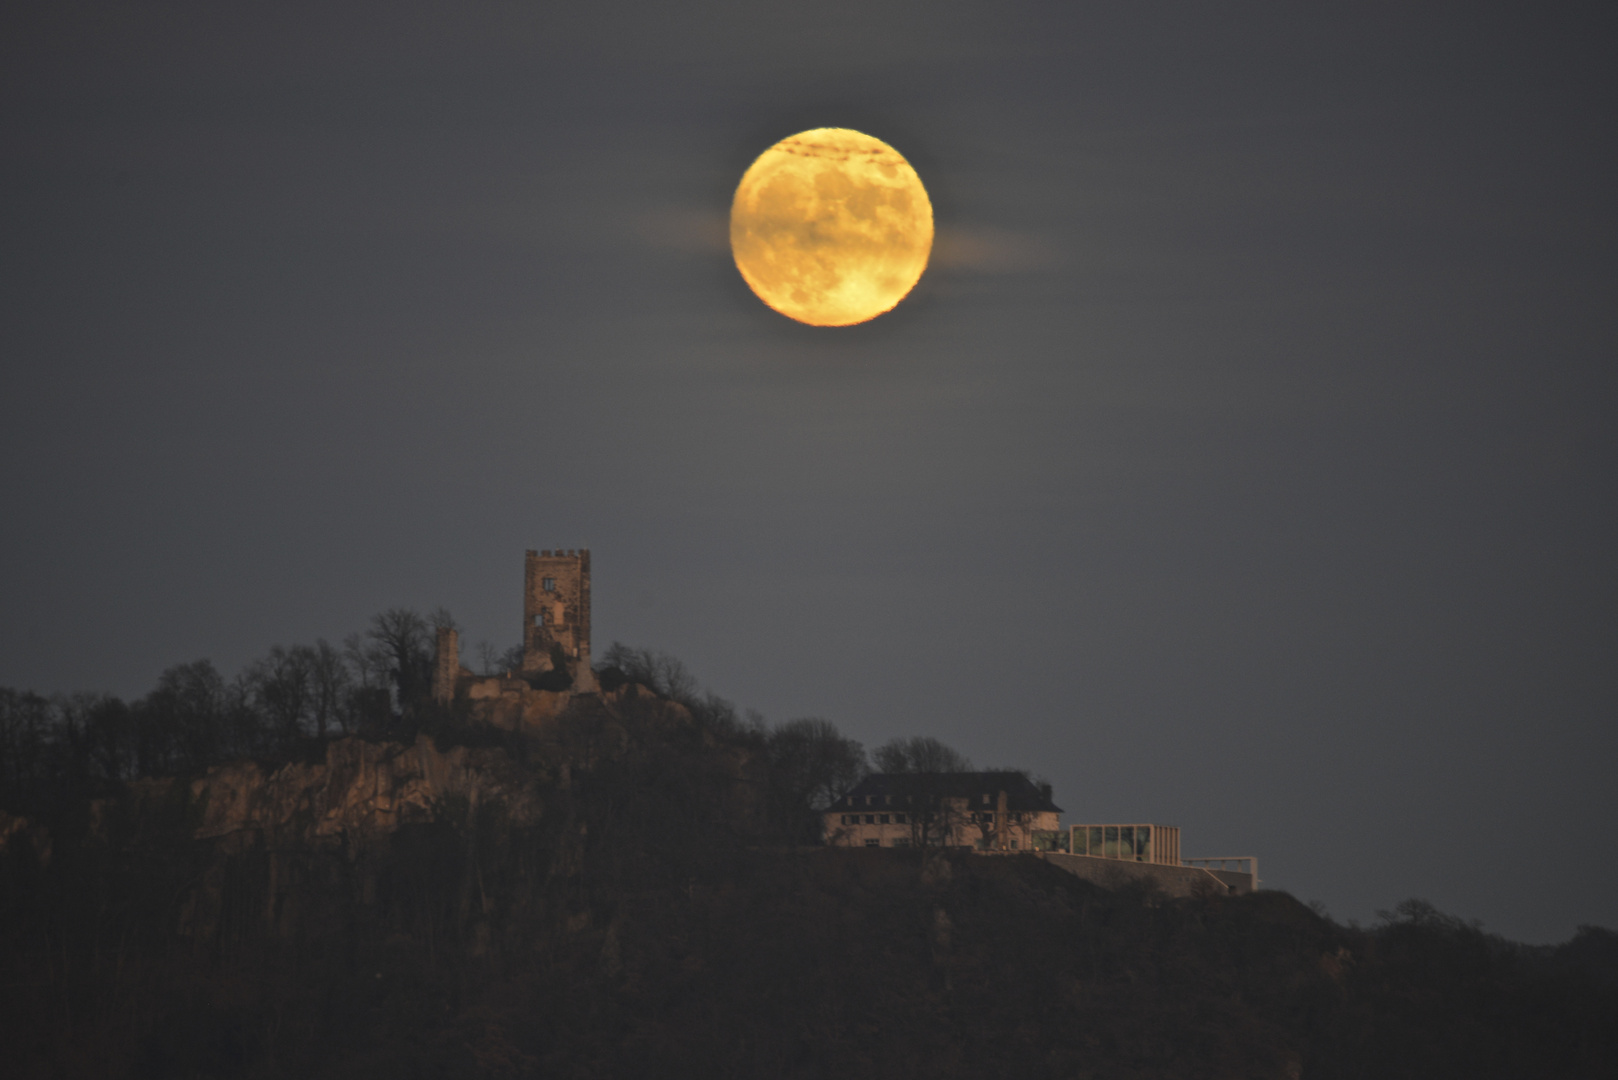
[158,735,557,947]
[189,734,544,850]
[40,691,750,952]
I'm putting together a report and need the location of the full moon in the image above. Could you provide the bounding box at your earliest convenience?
[730,128,933,327]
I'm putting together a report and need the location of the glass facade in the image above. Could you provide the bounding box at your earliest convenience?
[1069,824,1177,864]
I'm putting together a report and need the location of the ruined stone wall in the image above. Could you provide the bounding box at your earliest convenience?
[522,548,594,691]
[432,627,459,704]
[463,675,574,732]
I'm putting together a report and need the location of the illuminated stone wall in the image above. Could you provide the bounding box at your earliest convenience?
[432,627,459,704]
[522,548,595,691]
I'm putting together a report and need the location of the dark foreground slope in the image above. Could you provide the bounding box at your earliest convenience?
[5,845,1616,1079]
[1,708,1615,1079]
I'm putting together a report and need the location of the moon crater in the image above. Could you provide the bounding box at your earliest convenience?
[730,128,933,327]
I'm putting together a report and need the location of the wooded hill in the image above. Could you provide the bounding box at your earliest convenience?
[2,641,1615,1078]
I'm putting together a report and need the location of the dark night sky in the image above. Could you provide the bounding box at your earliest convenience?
[4,2,1615,943]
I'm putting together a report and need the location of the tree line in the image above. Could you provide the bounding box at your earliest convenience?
[5,623,1615,1078]
[0,618,1000,850]
[0,608,452,816]
[589,643,992,846]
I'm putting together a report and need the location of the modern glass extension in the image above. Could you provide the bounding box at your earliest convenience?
[1066,824,1181,865]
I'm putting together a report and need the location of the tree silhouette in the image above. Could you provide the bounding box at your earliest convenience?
[872,736,974,849]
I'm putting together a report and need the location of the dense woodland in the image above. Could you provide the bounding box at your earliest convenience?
[2,610,1615,1078]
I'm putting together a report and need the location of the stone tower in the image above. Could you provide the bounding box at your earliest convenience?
[522,548,595,692]
[432,626,459,704]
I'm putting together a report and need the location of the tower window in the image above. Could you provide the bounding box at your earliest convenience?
[543,577,556,591]
[533,612,544,627]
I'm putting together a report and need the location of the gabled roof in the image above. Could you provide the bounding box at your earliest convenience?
[835,771,1062,814]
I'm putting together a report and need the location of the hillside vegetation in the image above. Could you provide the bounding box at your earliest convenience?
[2,629,1615,1078]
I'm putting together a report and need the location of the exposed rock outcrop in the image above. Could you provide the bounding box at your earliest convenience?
[190,735,543,849]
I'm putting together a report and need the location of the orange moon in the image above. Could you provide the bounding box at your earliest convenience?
[729,128,933,326]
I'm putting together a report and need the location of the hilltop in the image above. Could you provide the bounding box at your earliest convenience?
[2,674,1615,1079]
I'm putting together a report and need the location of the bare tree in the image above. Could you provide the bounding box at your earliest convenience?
[654,653,698,704]
[767,718,867,844]
[223,671,262,758]
[366,608,431,711]
[0,689,58,810]
[771,718,866,806]
[597,643,704,706]
[141,660,228,773]
[874,736,974,850]
[343,632,391,689]
[473,640,500,676]
[309,638,351,738]
[496,643,525,674]
[249,645,315,748]
[874,736,972,775]
[65,691,138,779]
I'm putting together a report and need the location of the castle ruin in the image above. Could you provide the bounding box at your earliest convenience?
[430,548,596,722]
[522,548,593,689]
